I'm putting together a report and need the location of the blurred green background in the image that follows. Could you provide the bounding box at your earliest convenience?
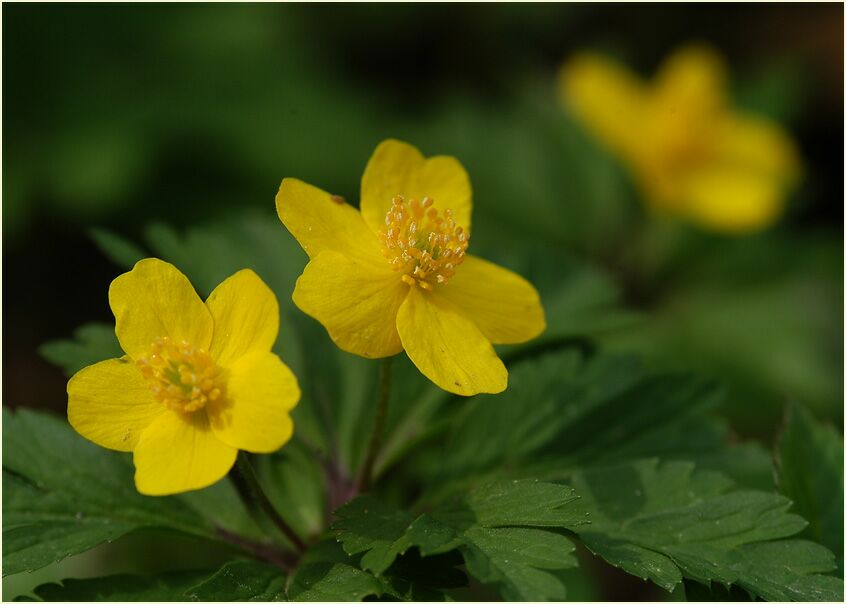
[2,3,843,598]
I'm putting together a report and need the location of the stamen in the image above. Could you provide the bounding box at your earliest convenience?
[136,336,225,413]
[378,195,469,289]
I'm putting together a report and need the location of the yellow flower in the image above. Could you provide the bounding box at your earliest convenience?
[275,139,545,396]
[558,45,801,233]
[67,259,300,496]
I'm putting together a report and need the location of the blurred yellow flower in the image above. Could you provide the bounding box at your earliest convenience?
[68,259,300,496]
[276,139,545,396]
[559,45,801,232]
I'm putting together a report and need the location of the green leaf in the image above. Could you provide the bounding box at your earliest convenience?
[22,570,209,601]
[252,443,327,541]
[89,227,148,269]
[566,459,844,601]
[38,323,122,376]
[331,496,416,576]
[334,480,587,601]
[456,526,575,601]
[176,480,263,540]
[776,404,844,570]
[600,233,843,434]
[287,563,383,602]
[183,560,287,601]
[730,540,844,602]
[22,560,287,601]
[2,408,217,576]
[734,58,805,123]
[426,350,759,501]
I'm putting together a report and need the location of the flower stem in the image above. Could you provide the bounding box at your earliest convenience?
[358,357,393,491]
[230,451,307,553]
[215,526,296,570]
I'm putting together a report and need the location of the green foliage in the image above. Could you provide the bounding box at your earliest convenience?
[288,563,382,602]
[89,227,148,269]
[419,349,773,500]
[331,466,843,601]
[18,561,286,602]
[29,295,840,601]
[184,560,287,601]
[19,571,209,601]
[567,459,842,601]
[2,408,217,576]
[776,404,845,571]
[38,323,123,377]
[284,540,385,602]
[335,480,586,601]
[600,231,844,435]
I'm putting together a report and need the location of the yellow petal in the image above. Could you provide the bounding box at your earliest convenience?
[276,177,384,264]
[678,110,800,233]
[67,358,164,452]
[211,352,299,453]
[558,52,646,157]
[396,287,507,396]
[715,114,802,184]
[437,255,546,345]
[133,410,236,496]
[206,269,279,367]
[653,45,727,115]
[681,163,785,233]
[292,250,408,359]
[109,258,213,360]
[360,139,472,236]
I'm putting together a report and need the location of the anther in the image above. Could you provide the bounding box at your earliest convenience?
[379,196,469,289]
[136,336,225,414]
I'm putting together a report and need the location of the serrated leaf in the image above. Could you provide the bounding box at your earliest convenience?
[2,408,217,576]
[731,540,843,602]
[776,404,844,570]
[458,526,574,600]
[287,563,383,602]
[566,459,843,601]
[424,350,768,504]
[335,480,586,601]
[331,496,416,576]
[446,352,723,477]
[22,570,209,601]
[183,560,287,601]
[38,323,122,376]
[459,479,587,528]
[22,560,287,602]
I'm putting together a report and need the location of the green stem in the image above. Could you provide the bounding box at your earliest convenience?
[358,357,393,491]
[230,452,307,553]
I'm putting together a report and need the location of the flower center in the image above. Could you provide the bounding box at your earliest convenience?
[379,195,468,290]
[136,336,225,413]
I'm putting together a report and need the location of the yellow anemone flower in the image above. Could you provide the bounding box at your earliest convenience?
[276,139,545,396]
[559,45,801,233]
[67,259,300,496]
